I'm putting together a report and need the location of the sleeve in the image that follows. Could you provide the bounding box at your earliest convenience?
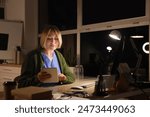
[17,52,41,88]
[57,51,75,84]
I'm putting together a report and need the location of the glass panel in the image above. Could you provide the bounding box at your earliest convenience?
[48,0,77,30]
[81,26,149,81]
[83,0,145,25]
[59,34,77,66]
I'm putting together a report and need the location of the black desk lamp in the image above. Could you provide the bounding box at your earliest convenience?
[109,30,125,52]
[109,30,142,83]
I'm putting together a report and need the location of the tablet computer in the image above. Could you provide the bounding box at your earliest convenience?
[41,68,59,83]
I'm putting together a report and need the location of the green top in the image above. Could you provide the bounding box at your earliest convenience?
[18,49,75,88]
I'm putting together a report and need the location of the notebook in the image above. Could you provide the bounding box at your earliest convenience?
[40,68,59,83]
[11,86,53,100]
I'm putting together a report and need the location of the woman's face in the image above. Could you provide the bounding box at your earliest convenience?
[45,34,59,51]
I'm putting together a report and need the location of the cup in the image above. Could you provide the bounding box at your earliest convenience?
[102,74,115,90]
[3,81,16,100]
[74,65,84,81]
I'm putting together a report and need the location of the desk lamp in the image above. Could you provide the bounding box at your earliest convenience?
[109,30,142,84]
[109,30,125,52]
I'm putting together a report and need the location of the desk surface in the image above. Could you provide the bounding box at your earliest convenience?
[48,78,150,100]
[51,78,96,93]
[0,77,150,100]
[0,77,97,100]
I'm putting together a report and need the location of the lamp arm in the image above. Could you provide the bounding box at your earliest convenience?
[129,38,139,57]
[129,38,142,76]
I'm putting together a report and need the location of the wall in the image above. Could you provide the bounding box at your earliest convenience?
[5,0,25,21]
[5,0,38,56]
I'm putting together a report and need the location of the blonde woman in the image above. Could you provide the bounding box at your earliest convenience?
[18,25,75,87]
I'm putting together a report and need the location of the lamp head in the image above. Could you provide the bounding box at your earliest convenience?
[109,30,122,40]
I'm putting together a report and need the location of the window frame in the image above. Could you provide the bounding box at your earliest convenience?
[60,0,150,79]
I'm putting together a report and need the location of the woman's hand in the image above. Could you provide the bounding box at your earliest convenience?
[58,73,67,82]
[37,71,51,82]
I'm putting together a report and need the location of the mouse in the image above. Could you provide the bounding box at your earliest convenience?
[71,86,84,90]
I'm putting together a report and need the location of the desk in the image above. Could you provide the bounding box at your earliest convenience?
[90,88,150,100]
[51,78,96,94]
[0,77,97,100]
[1,77,150,100]
[48,78,150,100]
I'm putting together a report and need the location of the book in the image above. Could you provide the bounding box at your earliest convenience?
[11,86,53,100]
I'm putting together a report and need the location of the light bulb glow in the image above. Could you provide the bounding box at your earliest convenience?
[142,42,149,54]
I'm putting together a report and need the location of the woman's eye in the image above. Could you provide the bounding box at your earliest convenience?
[47,38,53,41]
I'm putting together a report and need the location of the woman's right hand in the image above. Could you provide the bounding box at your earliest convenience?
[37,71,51,82]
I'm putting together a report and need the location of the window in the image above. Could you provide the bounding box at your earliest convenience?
[61,34,77,66]
[81,26,149,80]
[38,0,77,32]
[39,0,149,80]
[0,7,4,19]
[0,0,6,19]
[83,0,145,25]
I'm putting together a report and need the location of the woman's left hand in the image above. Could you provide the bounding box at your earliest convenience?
[58,73,66,81]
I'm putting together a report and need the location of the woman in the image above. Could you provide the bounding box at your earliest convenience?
[18,25,75,87]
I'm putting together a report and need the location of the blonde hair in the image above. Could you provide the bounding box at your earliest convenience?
[40,25,62,49]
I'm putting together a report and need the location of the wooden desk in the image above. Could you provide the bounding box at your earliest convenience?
[89,88,150,100]
[50,78,96,93]
[47,78,150,100]
[1,77,150,100]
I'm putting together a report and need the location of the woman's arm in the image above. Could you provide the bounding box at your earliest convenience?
[55,50,75,84]
[18,51,41,88]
